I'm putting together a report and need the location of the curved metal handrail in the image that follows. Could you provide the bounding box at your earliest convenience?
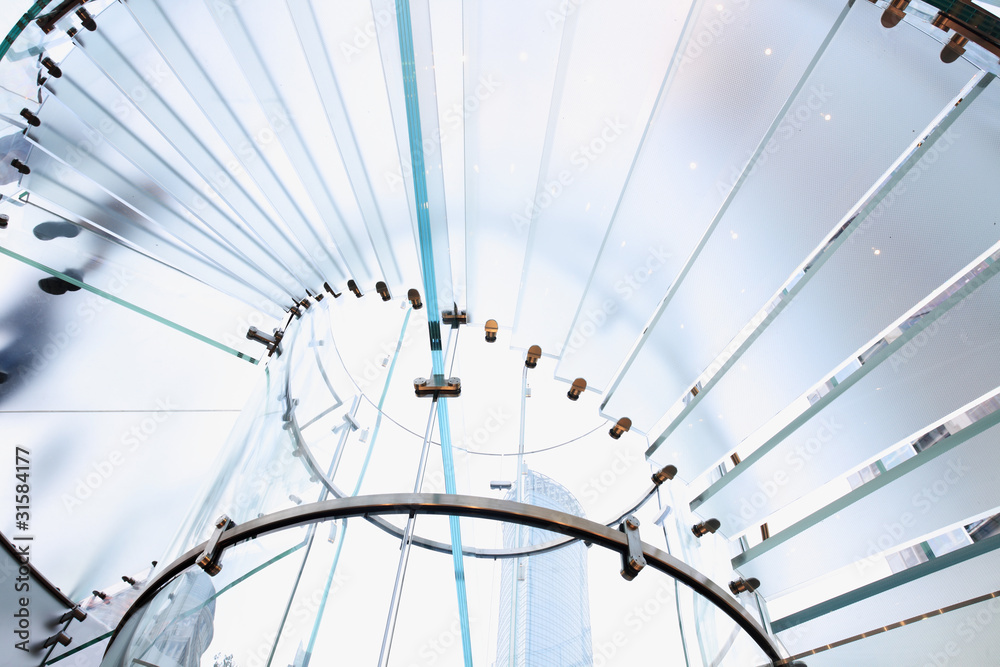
[106,493,782,663]
[286,380,663,558]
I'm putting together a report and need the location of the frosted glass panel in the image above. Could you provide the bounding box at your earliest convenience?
[0,199,281,359]
[36,76,302,300]
[25,96,290,309]
[650,76,1000,476]
[796,593,1000,667]
[462,0,568,329]
[734,413,1000,595]
[508,0,690,355]
[70,7,325,290]
[555,0,849,391]
[693,267,1000,535]
[774,534,1000,656]
[603,1,977,431]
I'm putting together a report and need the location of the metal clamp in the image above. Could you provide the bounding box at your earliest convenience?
[20,109,41,127]
[442,305,467,328]
[692,518,721,538]
[651,464,677,486]
[729,577,761,595]
[247,326,283,356]
[197,515,236,576]
[619,515,646,581]
[609,417,632,440]
[43,631,72,649]
[414,376,461,398]
[58,606,87,624]
[36,0,87,33]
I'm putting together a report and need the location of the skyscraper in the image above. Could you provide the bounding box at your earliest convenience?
[496,470,592,666]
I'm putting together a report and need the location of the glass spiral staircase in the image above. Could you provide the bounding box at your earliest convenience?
[2,0,1000,665]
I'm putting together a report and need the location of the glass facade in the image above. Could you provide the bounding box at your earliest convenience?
[496,470,593,666]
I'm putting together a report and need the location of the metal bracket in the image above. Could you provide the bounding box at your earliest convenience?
[414,376,461,398]
[729,577,761,595]
[619,515,646,581]
[441,304,467,328]
[197,515,236,576]
[36,0,87,33]
[58,606,87,624]
[43,631,72,649]
[651,464,678,486]
[247,326,283,357]
[342,412,361,431]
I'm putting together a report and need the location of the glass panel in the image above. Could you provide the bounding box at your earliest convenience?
[774,533,1000,656]
[369,0,453,305]
[0,197,281,360]
[101,526,311,667]
[308,0,423,296]
[35,74,303,300]
[68,7,324,291]
[285,0,401,291]
[0,386,254,598]
[508,0,694,356]
[555,0,852,391]
[792,593,1000,667]
[26,92,293,307]
[650,75,1000,479]
[692,263,1000,536]
[461,0,570,329]
[192,0,368,286]
[734,411,1000,596]
[603,0,979,432]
